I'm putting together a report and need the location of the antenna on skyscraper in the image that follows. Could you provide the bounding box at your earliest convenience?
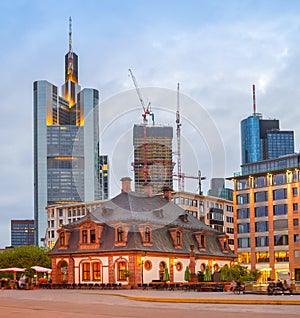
[69,16,72,52]
[252,84,256,116]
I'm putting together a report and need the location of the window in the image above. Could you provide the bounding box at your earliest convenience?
[117,227,123,242]
[117,261,127,281]
[90,230,96,243]
[274,219,288,230]
[200,234,205,248]
[237,194,249,204]
[255,221,268,232]
[226,227,234,234]
[145,227,151,242]
[237,208,250,219]
[254,176,267,188]
[293,203,298,212]
[254,191,268,202]
[226,216,234,223]
[144,260,152,271]
[294,234,299,243]
[92,262,101,281]
[273,189,287,200]
[82,230,88,244]
[274,234,289,246]
[176,231,181,245]
[238,252,251,263]
[59,232,65,246]
[226,205,233,212]
[273,204,288,216]
[238,223,250,233]
[255,206,268,217]
[293,187,298,196]
[295,250,299,258]
[256,252,270,263]
[256,236,269,247]
[294,218,299,227]
[273,173,286,185]
[237,179,247,190]
[275,251,289,262]
[238,237,250,248]
[175,262,183,271]
[82,263,90,281]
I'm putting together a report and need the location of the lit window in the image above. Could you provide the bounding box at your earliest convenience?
[92,262,101,281]
[118,261,127,281]
[82,263,90,281]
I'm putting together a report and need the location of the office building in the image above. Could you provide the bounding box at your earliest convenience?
[207,178,233,201]
[173,191,234,250]
[11,220,35,246]
[99,155,109,200]
[33,18,101,245]
[241,114,294,167]
[133,124,173,194]
[230,153,300,281]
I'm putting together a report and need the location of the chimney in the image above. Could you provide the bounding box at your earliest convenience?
[162,186,173,202]
[144,183,153,197]
[121,177,132,193]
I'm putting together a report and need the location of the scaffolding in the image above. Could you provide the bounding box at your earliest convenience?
[133,124,173,194]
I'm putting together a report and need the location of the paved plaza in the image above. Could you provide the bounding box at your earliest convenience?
[0,289,299,318]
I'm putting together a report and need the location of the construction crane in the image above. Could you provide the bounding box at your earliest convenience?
[174,84,205,194]
[176,83,183,192]
[128,69,154,185]
[128,69,154,124]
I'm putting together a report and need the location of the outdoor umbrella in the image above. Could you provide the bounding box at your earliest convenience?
[163,266,170,281]
[184,266,190,282]
[31,266,52,273]
[0,267,26,281]
[31,266,52,285]
[204,265,212,281]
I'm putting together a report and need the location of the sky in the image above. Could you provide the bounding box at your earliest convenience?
[1,0,300,247]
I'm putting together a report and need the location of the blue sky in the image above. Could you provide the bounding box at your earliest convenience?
[1,0,300,247]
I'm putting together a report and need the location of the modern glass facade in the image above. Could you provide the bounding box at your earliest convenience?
[241,116,260,165]
[33,25,102,246]
[11,220,35,246]
[99,155,109,200]
[241,114,294,170]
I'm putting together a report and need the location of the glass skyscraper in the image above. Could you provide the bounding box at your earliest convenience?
[241,113,294,168]
[33,18,101,245]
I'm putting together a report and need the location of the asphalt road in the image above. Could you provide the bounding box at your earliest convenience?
[0,289,299,318]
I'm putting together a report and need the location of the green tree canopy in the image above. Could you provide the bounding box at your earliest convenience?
[0,246,51,279]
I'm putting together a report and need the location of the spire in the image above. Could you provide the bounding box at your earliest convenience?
[67,16,74,80]
[69,16,72,53]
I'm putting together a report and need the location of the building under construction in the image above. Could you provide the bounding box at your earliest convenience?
[133,124,173,194]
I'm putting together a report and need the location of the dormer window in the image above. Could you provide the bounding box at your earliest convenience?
[90,229,96,243]
[59,232,65,246]
[218,235,229,253]
[117,227,123,242]
[145,227,151,243]
[82,230,88,244]
[194,231,206,250]
[176,231,181,245]
[169,228,182,249]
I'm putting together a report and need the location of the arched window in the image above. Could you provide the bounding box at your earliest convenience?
[145,227,151,242]
[118,261,127,280]
[176,231,181,245]
[117,227,123,242]
[59,232,65,246]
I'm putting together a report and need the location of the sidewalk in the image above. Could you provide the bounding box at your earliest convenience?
[92,289,300,305]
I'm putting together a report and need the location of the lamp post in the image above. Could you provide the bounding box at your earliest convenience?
[141,256,145,284]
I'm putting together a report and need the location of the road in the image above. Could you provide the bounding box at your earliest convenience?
[0,289,299,318]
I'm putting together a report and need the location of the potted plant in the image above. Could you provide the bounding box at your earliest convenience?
[123,270,131,289]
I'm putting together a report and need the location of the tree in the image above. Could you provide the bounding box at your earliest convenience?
[220,264,262,283]
[0,246,51,279]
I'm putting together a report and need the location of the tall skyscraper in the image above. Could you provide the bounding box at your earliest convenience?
[241,85,294,167]
[133,124,173,194]
[99,155,109,200]
[34,18,101,245]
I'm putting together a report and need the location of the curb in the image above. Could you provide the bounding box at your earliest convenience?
[91,292,300,305]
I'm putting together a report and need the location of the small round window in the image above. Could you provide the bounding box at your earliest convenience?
[176,262,183,271]
[144,260,152,271]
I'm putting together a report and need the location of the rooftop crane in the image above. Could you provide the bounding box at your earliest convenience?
[128,69,154,185]
[128,69,154,123]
